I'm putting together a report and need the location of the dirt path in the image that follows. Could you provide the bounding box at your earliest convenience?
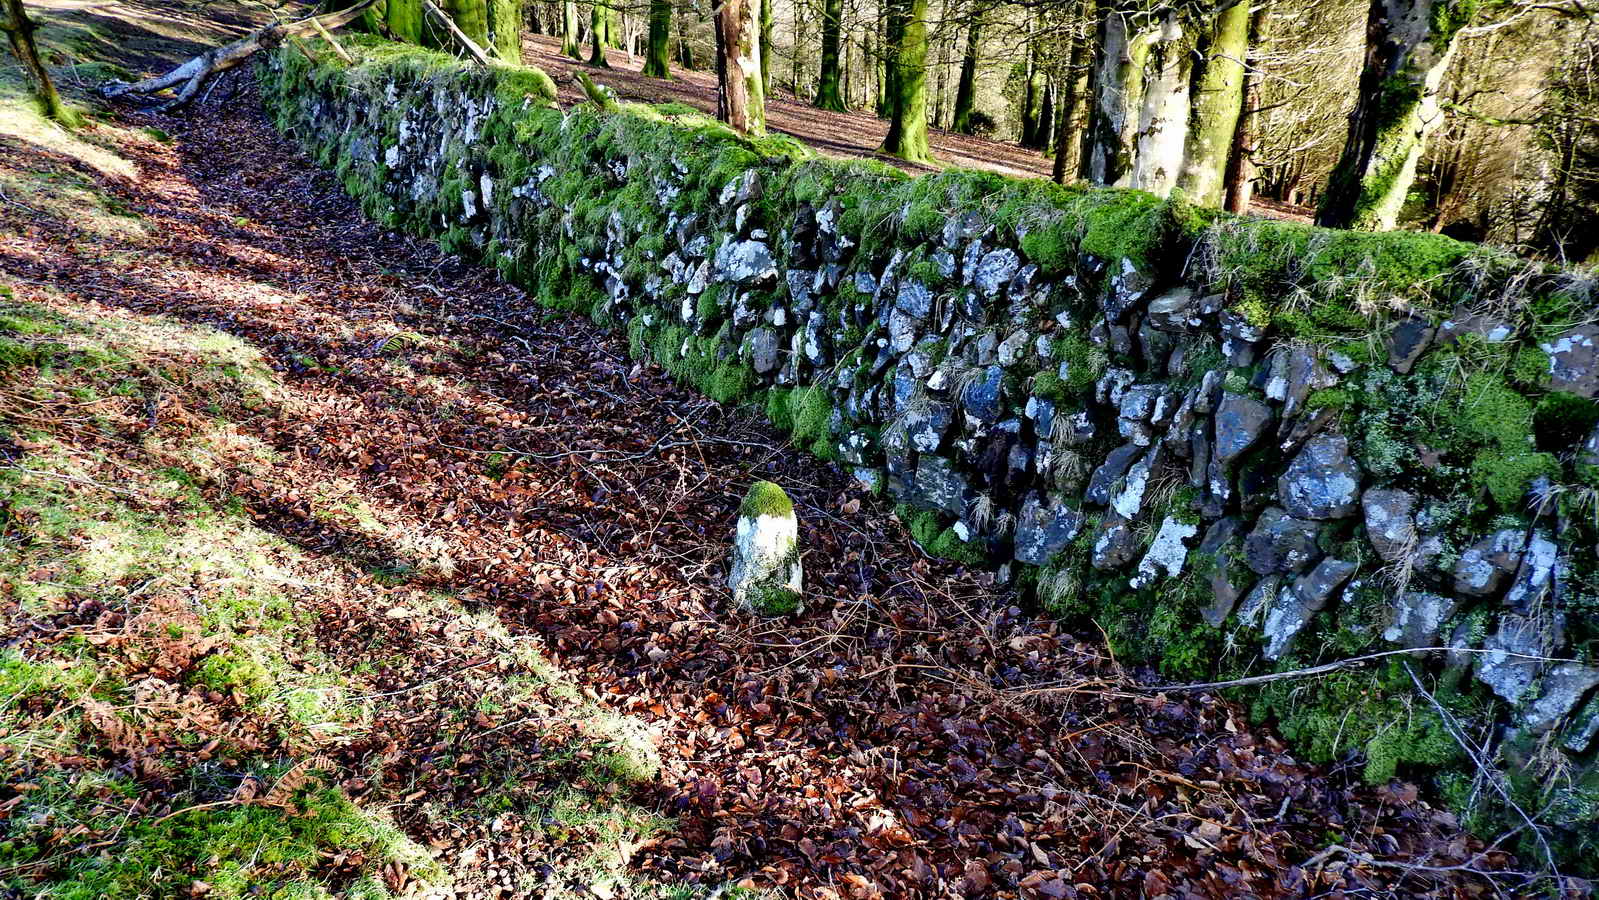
[1,29,1513,899]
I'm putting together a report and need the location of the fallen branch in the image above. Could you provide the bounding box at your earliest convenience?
[421,0,490,65]
[100,0,378,111]
[1135,646,1581,694]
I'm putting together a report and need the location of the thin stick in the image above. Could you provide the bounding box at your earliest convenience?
[1135,646,1581,694]
[308,14,353,63]
[422,0,491,65]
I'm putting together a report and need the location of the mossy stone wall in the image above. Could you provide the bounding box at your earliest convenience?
[259,36,1599,870]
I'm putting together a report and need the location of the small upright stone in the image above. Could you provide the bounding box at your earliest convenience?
[729,481,803,615]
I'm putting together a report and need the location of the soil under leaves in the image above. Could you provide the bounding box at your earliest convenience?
[0,21,1537,900]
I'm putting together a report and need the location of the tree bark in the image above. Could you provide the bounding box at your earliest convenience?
[1,0,72,124]
[760,0,773,98]
[1176,0,1248,206]
[1052,0,1092,183]
[1222,0,1266,214]
[643,0,671,76]
[1315,0,1473,230]
[814,0,846,111]
[485,0,522,61]
[588,1,611,65]
[1020,46,1046,148]
[561,0,582,57]
[716,0,764,134]
[439,0,490,52]
[950,6,982,133]
[879,0,931,161]
[1083,9,1193,195]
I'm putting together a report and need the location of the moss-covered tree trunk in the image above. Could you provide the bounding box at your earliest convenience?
[1,0,72,125]
[879,0,931,163]
[1020,48,1048,149]
[1084,9,1195,195]
[759,0,773,98]
[814,0,846,111]
[525,0,541,35]
[561,0,582,57]
[485,0,522,61]
[1129,15,1195,195]
[1175,0,1248,206]
[441,0,490,50]
[643,0,671,76]
[1083,13,1151,186]
[715,0,764,134]
[587,0,610,66]
[1315,0,1474,230]
[950,9,982,133]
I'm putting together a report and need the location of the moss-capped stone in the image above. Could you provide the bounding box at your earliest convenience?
[729,481,802,615]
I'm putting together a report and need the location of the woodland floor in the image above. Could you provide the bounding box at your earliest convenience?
[0,4,1527,898]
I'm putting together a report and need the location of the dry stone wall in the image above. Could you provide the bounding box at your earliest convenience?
[261,37,1599,859]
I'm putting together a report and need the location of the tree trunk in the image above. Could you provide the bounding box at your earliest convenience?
[561,0,582,57]
[716,0,763,134]
[1,0,72,124]
[1021,47,1046,148]
[1315,0,1472,230]
[643,0,671,76]
[588,1,610,65]
[950,7,981,133]
[1176,0,1248,206]
[440,0,489,51]
[526,1,541,35]
[485,0,521,61]
[1221,0,1266,213]
[879,0,931,162]
[1035,78,1055,152]
[760,0,773,98]
[1053,0,1092,183]
[815,0,846,111]
[385,0,425,42]
[1083,10,1192,195]
[677,5,695,68]
[876,10,895,117]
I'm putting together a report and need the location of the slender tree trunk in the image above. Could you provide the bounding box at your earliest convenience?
[677,5,695,68]
[1315,0,1473,230]
[879,0,931,162]
[1035,78,1055,151]
[1,0,72,124]
[588,1,610,65]
[526,0,541,35]
[561,0,582,57]
[1053,0,1091,183]
[716,0,764,134]
[760,0,773,97]
[815,0,846,110]
[1176,0,1248,206]
[1222,0,1266,213]
[950,7,983,133]
[643,0,671,76]
[876,10,895,117]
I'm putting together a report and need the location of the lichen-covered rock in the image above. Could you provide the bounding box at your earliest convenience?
[1264,558,1356,659]
[1384,591,1458,649]
[961,365,1004,424]
[914,455,969,515]
[1452,528,1525,597]
[1197,517,1251,626]
[1090,514,1139,570]
[1477,614,1553,703]
[1111,445,1163,520]
[1502,530,1557,614]
[1540,323,1599,397]
[729,481,803,615]
[1278,434,1360,520]
[1361,488,1417,563]
[1213,391,1272,465]
[715,238,778,285]
[974,248,1020,297]
[1522,664,1599,736]
[1386,316,1435,374]
[1244,507,1322,575]
[1014,493,1085,566]
[1131,517,1198,590]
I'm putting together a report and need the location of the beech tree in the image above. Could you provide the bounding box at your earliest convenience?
[644,0,672,75]
[814,0,846,110]
[879,0,932,162]
[1175,0,1248,205]
[1316,0,1478,230]
[716,0,765,134]
[562,0,582,58]
[950,1,985,134]
[589,0,612,65]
